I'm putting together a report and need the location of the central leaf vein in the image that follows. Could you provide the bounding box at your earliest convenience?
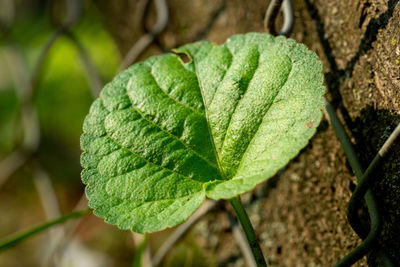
[148,66,205,116]
[208,47,234,107]
[190,62,228,180]
[219,49,261,154]
[128,104,219,170]
[235,64,294,177]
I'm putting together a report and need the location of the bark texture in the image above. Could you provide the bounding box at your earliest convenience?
[95,0,400,266]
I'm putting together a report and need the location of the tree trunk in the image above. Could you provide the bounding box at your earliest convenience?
[96,0,400,265]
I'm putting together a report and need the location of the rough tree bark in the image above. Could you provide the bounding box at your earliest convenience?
[95,0,399,266]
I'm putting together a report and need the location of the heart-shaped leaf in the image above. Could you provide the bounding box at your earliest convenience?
[81,33,325,233]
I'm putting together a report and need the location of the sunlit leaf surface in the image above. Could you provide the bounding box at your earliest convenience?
[81,33,325,233]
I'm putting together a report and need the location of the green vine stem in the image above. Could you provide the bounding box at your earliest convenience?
[229,196,267,267]
[0,209,90,252]
[132,233,149,267]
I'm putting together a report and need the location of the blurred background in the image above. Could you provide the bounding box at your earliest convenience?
[0,0,185,266]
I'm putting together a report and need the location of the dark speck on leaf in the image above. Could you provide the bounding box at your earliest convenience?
[306,121,314,128]
[176,52,191,63]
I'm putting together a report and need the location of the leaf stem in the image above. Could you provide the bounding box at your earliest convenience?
[229,196,267,267]
[0,209,91,252]
[132,233,149,267]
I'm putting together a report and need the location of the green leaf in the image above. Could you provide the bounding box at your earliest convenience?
[81,32,325,233]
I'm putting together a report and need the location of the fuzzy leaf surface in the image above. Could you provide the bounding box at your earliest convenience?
[81,32,325,233]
